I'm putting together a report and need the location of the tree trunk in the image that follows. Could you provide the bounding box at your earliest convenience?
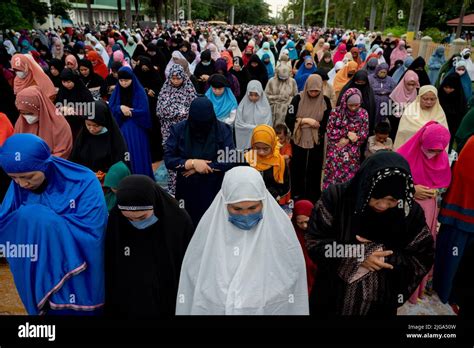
[456,0,467,39]
[369,0,376,31]
[86,0,93,25]
[134,0,139,22]
[380,0,389,32]
[125,0,132,27]
[414,0,424,34]
[164,0,169,23]
[117,0,123,25]
[407,0,416,32]
[153,0,163,24]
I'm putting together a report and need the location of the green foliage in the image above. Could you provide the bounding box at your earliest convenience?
[383,26,406,37]
[423,27,445,42]
[50,0,72,19]
[0,0,72,29]
[0,1,30,29]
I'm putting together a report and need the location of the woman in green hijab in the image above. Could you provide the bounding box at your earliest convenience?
[454,96,474,154]
[103,161,131,211]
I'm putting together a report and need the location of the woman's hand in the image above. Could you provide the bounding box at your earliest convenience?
[347,131,359,143]
[303,118,320,128]
[182,169,196,177]
[337,137,350,148]
[193,159,213,174]
[120,105,133,117]
[414,185,436,200]
[356,235,394,271]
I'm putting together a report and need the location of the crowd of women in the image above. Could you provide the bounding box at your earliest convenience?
[0,23,473,317]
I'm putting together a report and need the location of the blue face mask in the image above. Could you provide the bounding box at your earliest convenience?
[129,214,158,230]
[95,126,108,135]
[228,212,263,230]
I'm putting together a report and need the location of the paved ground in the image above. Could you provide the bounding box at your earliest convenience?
[0,261,456,316]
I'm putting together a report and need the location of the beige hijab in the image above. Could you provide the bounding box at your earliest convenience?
[294,74,327,149]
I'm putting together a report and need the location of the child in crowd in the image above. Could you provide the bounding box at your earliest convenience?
[275,123,293,166]
[365,121,393,158]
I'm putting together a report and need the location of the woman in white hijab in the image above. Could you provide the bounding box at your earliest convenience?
[328,61,344,85]
[3,39,17,56]
[85,33,110,65]
[175,166,309,315]
[165,50,191,78]
[229,40,242,58]
[235,80,273,150]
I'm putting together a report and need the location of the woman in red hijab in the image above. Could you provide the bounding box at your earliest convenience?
[86,51,109,79]
[292,199,318,295]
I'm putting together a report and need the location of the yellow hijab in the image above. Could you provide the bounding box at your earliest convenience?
[245,125,285,184]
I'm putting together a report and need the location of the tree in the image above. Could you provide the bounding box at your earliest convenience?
[456,0,471,38]
[50,0,72,19]
[125,0,132,26]
[117,0,124,24]
[86,0,93,25]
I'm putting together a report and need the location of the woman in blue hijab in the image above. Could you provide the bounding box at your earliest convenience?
[428,46,446,85]
[205,74,238,126]
[164,97,235,226]
[392,56,414,84]
[295,56,317,92]
[109,66,154,178]
[262,53,275,79]
[0,133,108,315]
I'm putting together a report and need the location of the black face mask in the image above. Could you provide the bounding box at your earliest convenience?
[464,54,470,60]
[347,73,355,78]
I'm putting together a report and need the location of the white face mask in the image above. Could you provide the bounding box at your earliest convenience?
[78,54,84,60]
[16,71,27,79]
[422,148,438,159]
[23,114,39,124]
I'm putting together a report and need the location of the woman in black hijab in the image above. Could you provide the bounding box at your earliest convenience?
[192,49,215,94]
[0,72,19,125]
[47,58,65,88]
[307,151,434,316]
[243,54,268,89]
[105,174,194,317]
[399,56,431,87]
[337,70,377,133]
[388,59,403,77]
[56,68,94,140]
[100,61,122,100]
[438,73,467,144]
[134,55,164,162]
[382,38,394,68]
[230,56,251,103]
[70,100,128,175]
[164,97,235,227]
[146,42,167,81]
[78,59,105,99]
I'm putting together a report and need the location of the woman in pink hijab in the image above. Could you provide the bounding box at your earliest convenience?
[332,43,347,65]
[14,85,72,159]
[388,70,420,139]
[112,50,130,67]
[389,40,408,70]
[397,121,451,304]
[11,54,57,101]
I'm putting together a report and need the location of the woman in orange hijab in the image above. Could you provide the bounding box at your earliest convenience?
[14,86,72,159]
[86,50,109,79]
[333,60,358,99]
[11,54,57,101]
[245,124,290,204]
[0,113,14,146]
[220,50,234,71]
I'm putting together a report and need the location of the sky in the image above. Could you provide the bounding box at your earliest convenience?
[265,0,289,18]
